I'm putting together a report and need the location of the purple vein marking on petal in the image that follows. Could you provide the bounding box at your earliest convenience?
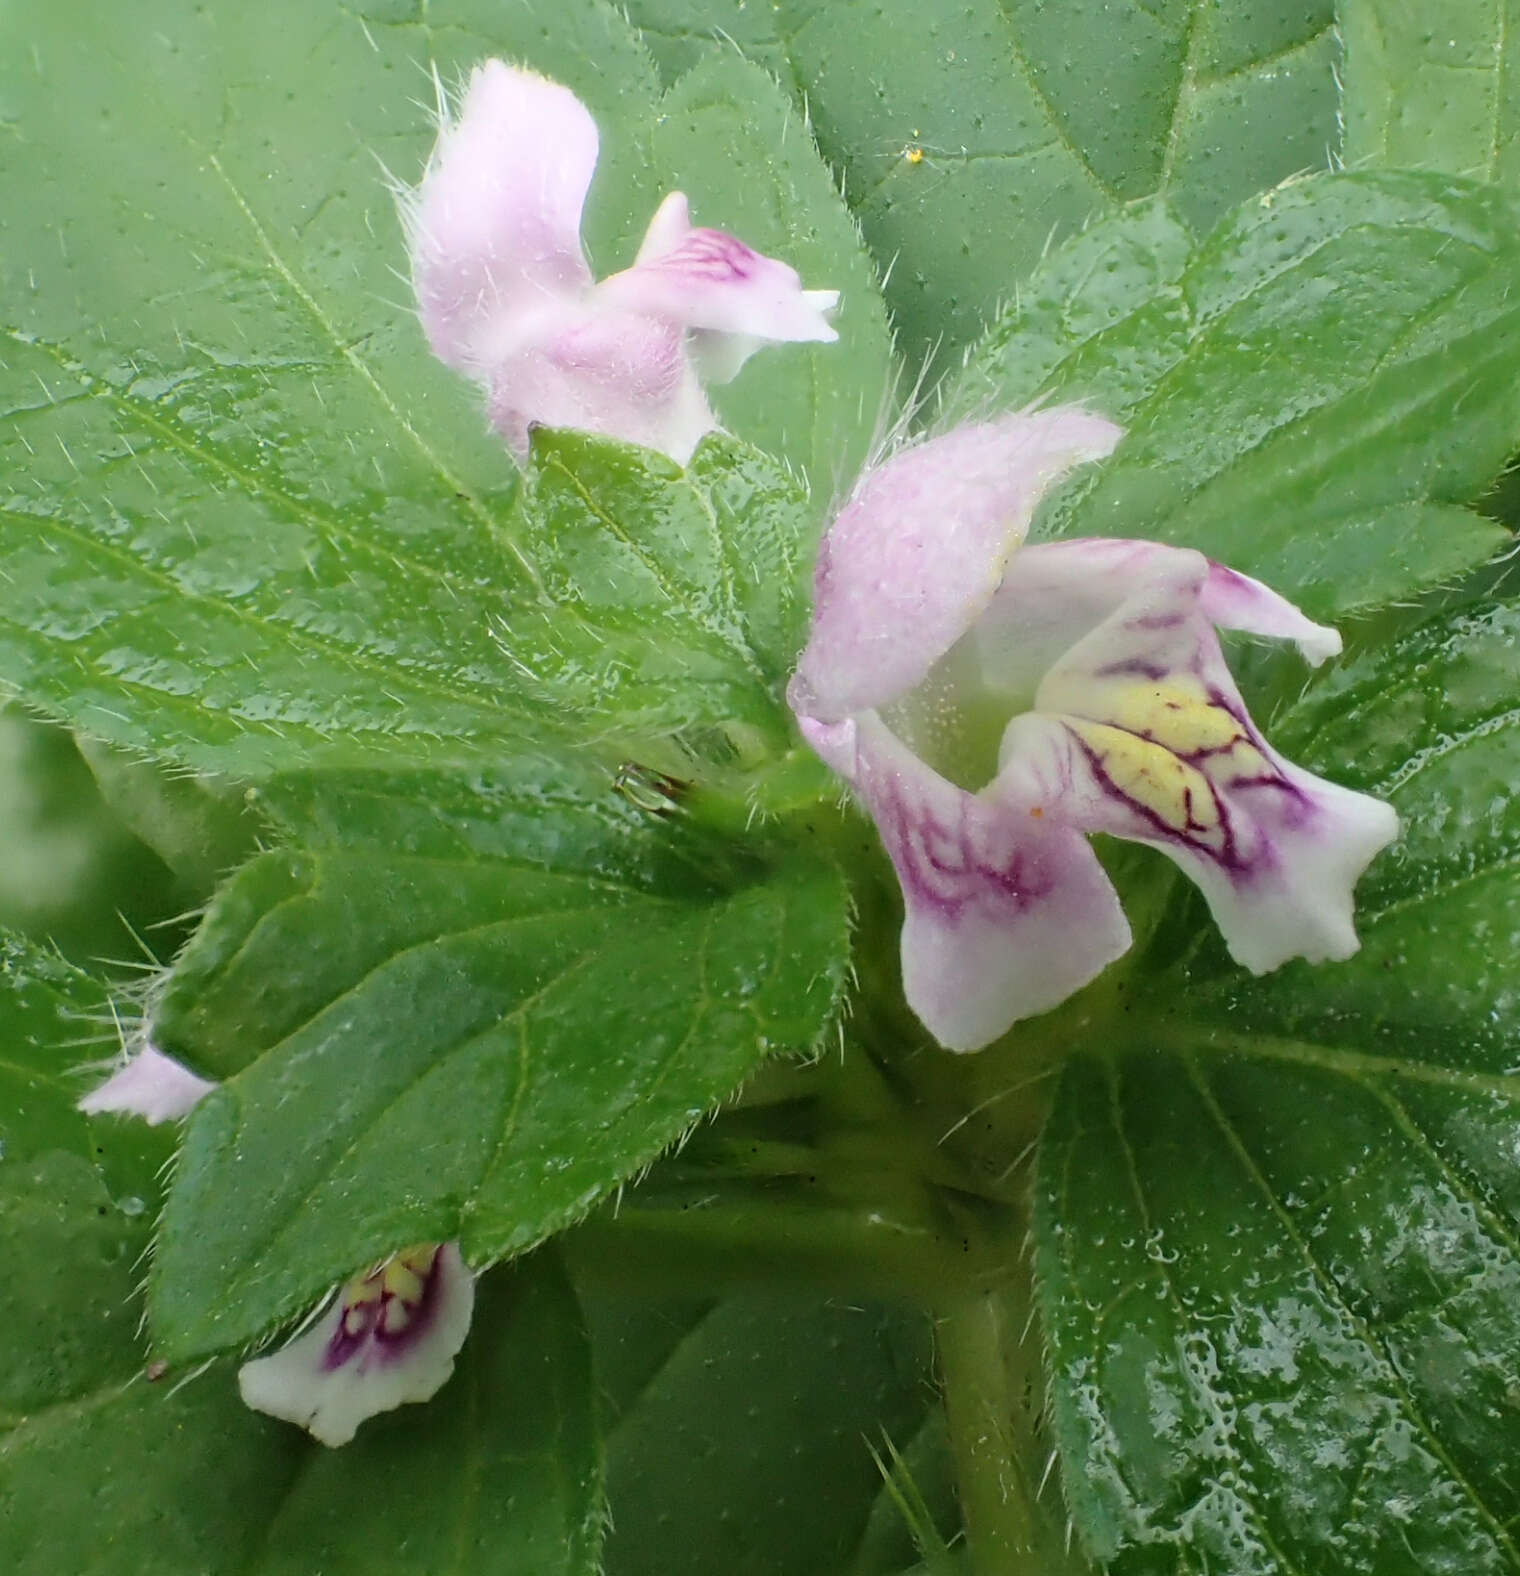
[662,229,760,282]
[1062,722,1250,875]
[873,775,1053,923]
[324,1247,445,1373]
[1126,611,1188,632]
[1093,657,1170,681]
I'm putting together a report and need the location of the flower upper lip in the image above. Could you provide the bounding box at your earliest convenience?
[789,410,1124,722]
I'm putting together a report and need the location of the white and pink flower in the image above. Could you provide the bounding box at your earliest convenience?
[77,1043,215,1125]
[78,1049,473,1445]
[238,1244,476,1447]
[405,61,838,462]
[788,410,1400,1052]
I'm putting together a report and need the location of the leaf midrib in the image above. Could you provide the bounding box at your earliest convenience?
[8,327,488,608]
[201,150,547,596]
[1163,1022,1520,1101]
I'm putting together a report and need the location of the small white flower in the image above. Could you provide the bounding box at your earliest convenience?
[238,1244,476,1447]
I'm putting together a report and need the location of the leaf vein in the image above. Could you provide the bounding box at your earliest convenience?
[1185,1054,1520,1563]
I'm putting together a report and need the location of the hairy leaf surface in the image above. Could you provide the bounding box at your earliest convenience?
[623,0,1340,363]
[956,173,1520,619]
[0,0,876,773]
[586,1291,946,1576]
[149,765,852,1357]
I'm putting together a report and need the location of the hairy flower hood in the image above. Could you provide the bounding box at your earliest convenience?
[406,60,838,463]
[77,1044,215,1125]
[789,409,1400,1052]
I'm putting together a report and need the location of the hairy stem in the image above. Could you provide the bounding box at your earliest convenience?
[937,1286,1043,1576]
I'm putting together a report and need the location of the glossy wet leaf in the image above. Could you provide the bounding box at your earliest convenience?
[955,172,1519,619]
[508,429,814,750]
[623,0,1339,363]
[1036,594,1520,1574]
[148,765,852,1358]
[1340,0,1520,182]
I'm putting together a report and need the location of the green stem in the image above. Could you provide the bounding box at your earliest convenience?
[937,1287,1044,1576]
[562,1191,1006,1307]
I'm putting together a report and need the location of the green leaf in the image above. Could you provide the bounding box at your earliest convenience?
[647,54,896,492]
[0,930,304,1571]
[1340,0,1520,182]
[3,1362,310,1576]
[147,764,852,1359]
[1,0,867,775]
[1035,594,1520,1573]
[509,429,814,749]
[0,935,167,1387]
[623,0,1340,364]
[956,172,1520,619]
[584,1291,943,1576]
[946,200,1195,421]
[75,735,262,901]
[1,926,605,1575]
[0,710,184,964]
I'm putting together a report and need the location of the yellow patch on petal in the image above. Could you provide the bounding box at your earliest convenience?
[1070,673,1274,788]
[1090,674,1243,756]
[1059,671,1281,845]
[338,1244,438,1325]
[381,1254,428,1306]
[1064,718,1226,847]
[344,1277,384,1308]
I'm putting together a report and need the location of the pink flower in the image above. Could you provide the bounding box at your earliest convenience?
[77,1044,215,1124]
[789,410,1399,1052]
[406,61,838,463]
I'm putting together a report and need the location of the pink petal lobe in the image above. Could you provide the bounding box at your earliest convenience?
[408,61,598,370]
[486,302,715,462]
[997,546,1398,972]
[600,198,838,382]
[801,712,1130,1050]
[789,410,1122,725]
[975,539,1342,698]
[1198,561,1341,665]
[77,1045,215,1125]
